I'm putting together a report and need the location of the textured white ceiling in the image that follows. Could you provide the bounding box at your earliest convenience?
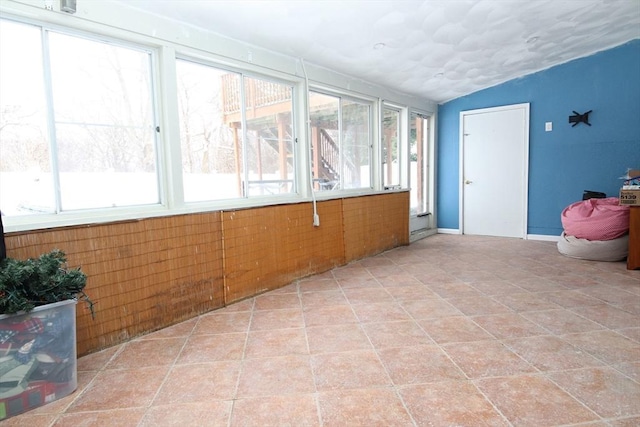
[114,0,640,103]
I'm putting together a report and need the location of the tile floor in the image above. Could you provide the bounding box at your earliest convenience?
[7,234,640,426]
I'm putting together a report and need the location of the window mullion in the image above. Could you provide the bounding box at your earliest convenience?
[338,99,344,190]
[239,75,249,197]
[40,28,62,213]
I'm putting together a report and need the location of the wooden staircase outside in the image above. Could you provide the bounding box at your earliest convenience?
[221,74,357,191]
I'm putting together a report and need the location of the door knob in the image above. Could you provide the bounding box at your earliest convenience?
[465,180,473,184]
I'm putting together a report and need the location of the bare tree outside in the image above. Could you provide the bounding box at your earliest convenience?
[0,20,160,215]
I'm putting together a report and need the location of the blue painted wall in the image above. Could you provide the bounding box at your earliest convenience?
[437,39,640,236]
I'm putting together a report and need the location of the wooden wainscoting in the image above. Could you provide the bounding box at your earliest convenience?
[4,192,409,356]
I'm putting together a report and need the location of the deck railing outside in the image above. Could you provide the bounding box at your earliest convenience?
[221,74,292,114]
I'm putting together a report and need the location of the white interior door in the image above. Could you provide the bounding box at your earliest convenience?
[460,104,529,238]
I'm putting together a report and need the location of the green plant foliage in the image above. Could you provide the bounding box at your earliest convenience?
[0,249,93,315]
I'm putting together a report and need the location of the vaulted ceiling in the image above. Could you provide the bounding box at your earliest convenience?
[114,0,640,103]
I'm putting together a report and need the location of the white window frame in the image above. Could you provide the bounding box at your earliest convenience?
[307,87,375,195]
[174,56,300,205]
[0,16,166,231]
[0,6,435,233]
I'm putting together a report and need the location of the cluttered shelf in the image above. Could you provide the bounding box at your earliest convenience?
[628,206,639,270]
[621,169,639,270]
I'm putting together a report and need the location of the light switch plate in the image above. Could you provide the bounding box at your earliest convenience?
[545,122,552,132]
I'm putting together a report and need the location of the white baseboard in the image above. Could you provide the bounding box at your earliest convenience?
[435,229,560,241]
[527,234,561,242]
[410,228,437,242]
[437,228,460,235]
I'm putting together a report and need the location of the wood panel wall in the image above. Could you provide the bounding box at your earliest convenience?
[343,192,410,262]
[3,192,409,356]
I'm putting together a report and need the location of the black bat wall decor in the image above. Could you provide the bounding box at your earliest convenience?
[569,110,592,127]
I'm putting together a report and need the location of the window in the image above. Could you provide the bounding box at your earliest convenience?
[382,108,400,189]
[308,91,371,191]
[0,19,159,216]
[177,59,295,202]
[410,112,430,216]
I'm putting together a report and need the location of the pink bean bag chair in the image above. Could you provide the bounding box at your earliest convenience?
[561,197,629,241]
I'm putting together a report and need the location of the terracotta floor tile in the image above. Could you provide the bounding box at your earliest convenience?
[230,395,320,427]
[341,287,394,305]
[300,290,349,309]
[244,328,308,358]
[254,293,301,311]
[236,355,315,398]
[548,366,640,418]
[424,281,484,298]
[497,292,563,312]
[220,298,254,312]
[249,307,304,331]
[494,267,538,281]
[578,285,638,306]
[418,315,495,343]
[476,374,599,426]
[609,416,640,426]
[376,273,423,287]
[510,277,566,293]
[311,350,391,391]
[106,337,186,369]
[618,300,640,315]
[331,265,371,280]
[317,388,413,426]
[359,256,395,268]
[378,345,466,385]
[365,265,401,278]
[504,335,605,371]
[153,361,241,404]
[361,320,433,349]
[140,401,232,427]
[442,340,536,378]
[306,323,372,354]
[400,263,444,276]
[17,235,638,424]
[68,366,169,412]
[414,271,460,285]
[138,318,197,339]
[310,270,336,280]
[612,361,640,383]
[298,278,340,293]
[446,295,511,316]
[268,283,298,294]
[400,298,462,319]
[3,414,57,427]
[453,270,502,282]
[192,311,252,335]
[336,275,380,289]
[538,289,605,308]
[469,280,527,295]
[302,304,358,326]
[521,309,605,335]
[472,313,549,339]
[176,333,246,364]
[77,345,121,371]
[24,370,97,416]
[53,408,146,427]
[385,284,439,301]
[400,380,509,427]
[561,330,640,365]
[350,302,412,323]
[550,274,601,289]
[570,304,640,329]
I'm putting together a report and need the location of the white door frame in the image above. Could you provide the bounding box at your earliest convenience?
[458,103,530,238]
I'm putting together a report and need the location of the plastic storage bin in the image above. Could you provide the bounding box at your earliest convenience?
[0,299,77,420]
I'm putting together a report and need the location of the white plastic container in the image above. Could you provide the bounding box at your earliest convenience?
[0,299,77,420]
